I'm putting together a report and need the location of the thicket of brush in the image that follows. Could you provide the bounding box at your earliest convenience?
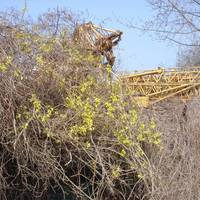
[0,10,162,200]
[145,100,200,200]
[1,9,200,200]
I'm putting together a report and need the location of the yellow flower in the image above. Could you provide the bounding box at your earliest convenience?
[119,149,126,157]
[112,165,121,178]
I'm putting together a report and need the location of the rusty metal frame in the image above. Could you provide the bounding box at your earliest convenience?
[73,22,122,66]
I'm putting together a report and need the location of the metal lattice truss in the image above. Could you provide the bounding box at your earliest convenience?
[121,67,200,107]
[73,22,122,66]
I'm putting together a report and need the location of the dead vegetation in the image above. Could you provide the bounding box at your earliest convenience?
[141,100,200,200]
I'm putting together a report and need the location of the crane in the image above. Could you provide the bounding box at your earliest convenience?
[121,67,200,107]
[73,22,200,107]
[73,22,122,67]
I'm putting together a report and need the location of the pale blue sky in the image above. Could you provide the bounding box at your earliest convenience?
[0,0,178,71]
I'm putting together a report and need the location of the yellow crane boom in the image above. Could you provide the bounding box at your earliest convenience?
[121,67,200,107]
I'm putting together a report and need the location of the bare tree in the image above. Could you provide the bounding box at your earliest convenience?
[127,1,200,68]
[177,45,200,67]
[141,0,200,46]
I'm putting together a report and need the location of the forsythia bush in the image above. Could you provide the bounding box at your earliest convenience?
[0,10,161,200]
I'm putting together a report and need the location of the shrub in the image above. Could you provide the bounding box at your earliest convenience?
[0,9,161,200]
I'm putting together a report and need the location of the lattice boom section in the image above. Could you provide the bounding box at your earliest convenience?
[121,67,200,107]
[73,22,122,66]
[73,22,122,51]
